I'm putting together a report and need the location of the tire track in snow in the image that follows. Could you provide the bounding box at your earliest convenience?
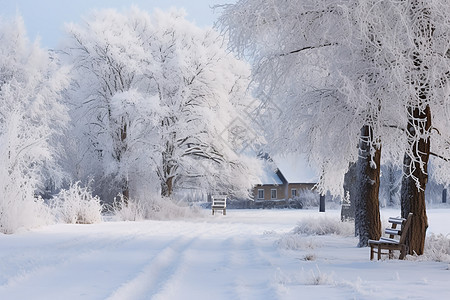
[0,232,144,293]
[229,236,281,300]
[150,236,242,300]
[105,236,198,300]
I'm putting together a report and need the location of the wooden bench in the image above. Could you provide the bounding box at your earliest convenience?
[368,213,413,260]
[212,195,227,215]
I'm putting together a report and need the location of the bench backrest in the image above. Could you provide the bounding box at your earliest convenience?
[388,217,405,225]
[399,213,413,245]
[212,196,227,207]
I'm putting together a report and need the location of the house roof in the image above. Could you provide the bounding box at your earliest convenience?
[259,162,283,185]
[256,153,318,185]
[272,154,318,184]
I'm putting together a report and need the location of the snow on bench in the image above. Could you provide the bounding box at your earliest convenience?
[212,195,227,215]
[378,237,400,244]
[384,228,402,236]
[368,213,413,260]
[387,217,405,225]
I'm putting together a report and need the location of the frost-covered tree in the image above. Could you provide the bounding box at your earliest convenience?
[64,8,261,202]
[218,0,450,251]
[0,16,69,233]
[218,0,396,246]
[141,9,262,198]
[398,0,450,255]
[63,9,159,203]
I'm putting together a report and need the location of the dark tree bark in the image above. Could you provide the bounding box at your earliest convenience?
[161,176,174,198]
[120,121,129,205]
[400,105,430,255]
[355,125,382,247]
[387,164,398,207]
[342,162,357,224]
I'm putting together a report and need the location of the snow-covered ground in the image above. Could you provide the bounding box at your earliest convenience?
[0,208,449,300]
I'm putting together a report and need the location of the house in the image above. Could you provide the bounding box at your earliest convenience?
[253,154,317,202]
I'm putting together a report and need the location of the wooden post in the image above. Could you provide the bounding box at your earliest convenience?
[319,194,325,212]
[443,189,447,203]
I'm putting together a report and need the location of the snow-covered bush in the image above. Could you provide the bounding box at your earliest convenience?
[0,117,54,234]
[276,216,353,252]
[276,235,321,251]
[275,266,335,287]
[0,191,53,234]
[51,182,103,224]
[295,189,320,208]
[0,16,69,234]
[408,234,450,263]
[291,216,354,236]
[109,194,146,221]
[306,267,336,286]
[111,195,203,221]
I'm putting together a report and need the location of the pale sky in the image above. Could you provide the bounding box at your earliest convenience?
[1,0,229,49]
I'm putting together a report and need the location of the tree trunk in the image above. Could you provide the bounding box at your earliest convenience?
[161,176,174,198]
[122,185,129,206]
[387,164,397,207]
[355,125,382,247]
[400,106,430,255]
[342,162,357,224]
[120,121,129,205]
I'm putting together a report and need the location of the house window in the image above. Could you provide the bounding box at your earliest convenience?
[291,189,297,198]
[271,189,277,199]
[257,189,264,199]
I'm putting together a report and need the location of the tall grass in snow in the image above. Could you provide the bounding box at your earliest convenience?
[276,215,354,251]
[408,233,450,262]
[50,182,103,224]
[291,216,354,236]
[110,195,203,221]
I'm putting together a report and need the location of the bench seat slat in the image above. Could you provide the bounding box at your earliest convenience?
[379,237,400,244]
[388,217,405,225]
[368,238,399,245]
[385,228,402,235]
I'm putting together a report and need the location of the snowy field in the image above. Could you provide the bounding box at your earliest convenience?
[1,208,449,300]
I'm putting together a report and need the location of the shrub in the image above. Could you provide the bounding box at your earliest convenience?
[110,194,203,221]
[0,175,53,234]
[408,233,450,263]
[276,235,321,250]
[296,189,319,208]
[51,182,103,224]
[291,215,354,236]
[0,194,53,234]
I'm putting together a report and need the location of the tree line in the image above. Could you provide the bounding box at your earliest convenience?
[0,9,263,233]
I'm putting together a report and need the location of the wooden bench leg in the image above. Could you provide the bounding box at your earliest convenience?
[377,244,381,260]
[223,209,226,216]
[370,245,374,260]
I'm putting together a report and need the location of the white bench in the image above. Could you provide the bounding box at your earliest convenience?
[212,195,227,215]
[368,213,413,260]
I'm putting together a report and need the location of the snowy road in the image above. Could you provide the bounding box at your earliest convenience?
[0,209,449,299]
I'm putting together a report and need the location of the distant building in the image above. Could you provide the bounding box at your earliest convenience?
[253,155,316,201]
